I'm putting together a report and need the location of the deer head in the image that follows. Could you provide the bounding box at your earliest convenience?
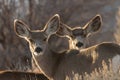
[14,14,69,56]
[57,14,102,49]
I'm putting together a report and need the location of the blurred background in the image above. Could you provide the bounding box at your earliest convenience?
[0,0,120,72]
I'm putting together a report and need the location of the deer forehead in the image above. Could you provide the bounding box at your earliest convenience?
[29,31,46,40]
[72,28,84,37]
[47,34,70,44]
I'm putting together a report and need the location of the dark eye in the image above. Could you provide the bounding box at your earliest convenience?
[76,42,84,48]
[43,38,47,41]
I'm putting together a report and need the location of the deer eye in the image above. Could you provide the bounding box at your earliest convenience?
[43,38,47,41]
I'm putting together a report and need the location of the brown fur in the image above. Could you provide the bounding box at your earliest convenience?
[0,70,48,80]
[32,40,120,80]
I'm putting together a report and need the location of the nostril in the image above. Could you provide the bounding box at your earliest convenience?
[35,47,42,53]
[76,42,83,48]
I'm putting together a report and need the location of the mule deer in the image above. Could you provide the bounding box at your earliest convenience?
[0,70,48,80]
[14,15,120,80]
[56,14,102,49]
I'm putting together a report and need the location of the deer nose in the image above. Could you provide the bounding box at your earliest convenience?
[35,47,43,53]
[76,42,83,48]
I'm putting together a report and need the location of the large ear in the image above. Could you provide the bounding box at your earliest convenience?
[48,34,69,53]
[14,19,30,38]
[83,14,102,37]
[44,14,60,36]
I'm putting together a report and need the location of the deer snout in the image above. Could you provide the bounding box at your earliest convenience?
[76,42,83,48]
[35,47,43,53]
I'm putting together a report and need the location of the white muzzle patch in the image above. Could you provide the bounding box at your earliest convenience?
[34,52,43,56]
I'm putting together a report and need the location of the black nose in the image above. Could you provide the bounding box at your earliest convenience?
[35,47,42,53]
[76,42,83,48]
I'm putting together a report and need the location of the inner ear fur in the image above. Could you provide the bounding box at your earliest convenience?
[83,14,102,37]
[14,19,30,38]
[44,14,60,36]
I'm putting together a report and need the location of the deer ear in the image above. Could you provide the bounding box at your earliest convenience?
[14,19,30,38]
[48,34,69,53]
[44,14,60,36]
[83,14,102,37]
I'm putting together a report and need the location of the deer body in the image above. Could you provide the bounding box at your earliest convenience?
[31,42,120,80]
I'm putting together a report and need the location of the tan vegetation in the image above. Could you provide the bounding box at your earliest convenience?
[66,60,120,80]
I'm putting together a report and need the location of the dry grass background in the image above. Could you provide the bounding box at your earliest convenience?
[66,60,120,80]
[0,0,120,79]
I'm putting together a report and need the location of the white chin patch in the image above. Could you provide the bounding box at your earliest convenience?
[112,55,120,72]
[34,52,43,56]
